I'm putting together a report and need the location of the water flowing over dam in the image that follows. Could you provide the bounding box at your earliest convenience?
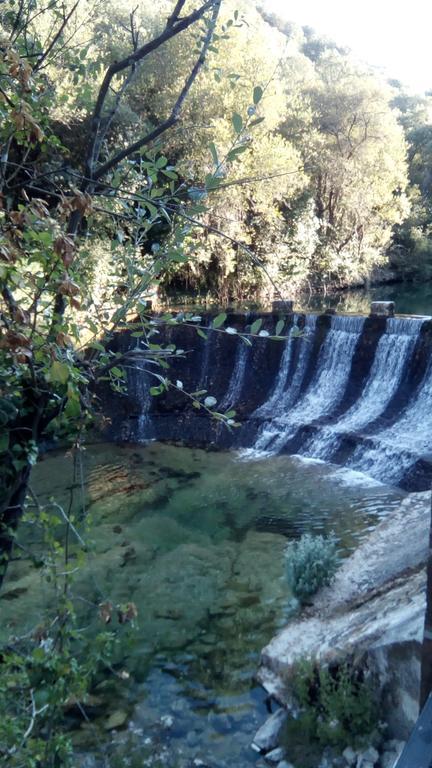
[109,312,432,491]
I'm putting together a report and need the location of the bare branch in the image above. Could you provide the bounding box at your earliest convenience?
[86,0,218,179]
[94,0,221,180]
[88,7,141,172]
[166,0,187,28]
[33,0,80,72]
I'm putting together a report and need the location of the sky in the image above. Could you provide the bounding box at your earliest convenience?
[264,0,432,94]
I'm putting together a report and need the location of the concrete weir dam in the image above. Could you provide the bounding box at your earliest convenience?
[108,310,432,491]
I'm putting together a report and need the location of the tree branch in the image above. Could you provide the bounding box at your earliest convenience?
[88,9,140,174]
[33,0,80,72]
[94,0,221,180]
[86,0,218,180]
[166,0,187,29]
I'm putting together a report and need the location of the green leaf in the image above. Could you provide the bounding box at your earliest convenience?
[110,366,123,378]
[253,86,263,105]
[197,328,207,340]
[227,145,248,162]
[50,361,69,385]
[224,410,236,418]
[276,319,285,336]
[209,141,219,167]
[155,155,168,169]
[250,318,262,335]
[161,169,178,179]
[150,385,163,396]
[145,201,158,218]
[232,112,243,133]
[205,174,222,191]
[212,312,227,328]
[65,397,81,419]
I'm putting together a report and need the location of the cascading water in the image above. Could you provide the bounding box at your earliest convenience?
[219,339,249,411]
[121,311,432,490]
[255,314,317,419]
[300,317,423,462]
[125,356,153,441]
[346,344,432,484]
[251,314,364,454]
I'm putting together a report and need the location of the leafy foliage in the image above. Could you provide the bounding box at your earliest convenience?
[285,533,339,603]
[290,659,377,750]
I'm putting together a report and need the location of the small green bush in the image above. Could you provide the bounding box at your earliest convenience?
[290,659,377,750]
[285,533,339,604]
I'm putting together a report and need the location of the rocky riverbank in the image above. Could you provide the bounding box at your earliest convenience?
[253,491,431,768]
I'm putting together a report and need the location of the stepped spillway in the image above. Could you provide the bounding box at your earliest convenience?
[107,311,432,491]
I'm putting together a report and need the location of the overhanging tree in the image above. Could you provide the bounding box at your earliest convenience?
[0,0,227,580]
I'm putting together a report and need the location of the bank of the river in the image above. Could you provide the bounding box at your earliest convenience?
[256,490,430,768]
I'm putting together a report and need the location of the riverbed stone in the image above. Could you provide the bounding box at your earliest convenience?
[104,709,128,730]
[251,708,288,753]
[342,746,357,766]
[264,747,285,763]
[356,746,379,767]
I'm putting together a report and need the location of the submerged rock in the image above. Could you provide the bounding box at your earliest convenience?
[251,707,288,753]
[264,747,285,763]
[258,492,430,739]
[356,746,379,766]
[342,746,357,766]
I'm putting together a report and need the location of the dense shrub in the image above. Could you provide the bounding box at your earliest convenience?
[285,533,339,604]
[290,660,377,750]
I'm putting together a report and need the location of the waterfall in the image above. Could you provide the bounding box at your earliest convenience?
[252,315,364,454]
[347,345,432,484]
[255,314,317,419]
[117,311,432,490]
[301,317,423,461]
[219,340,249,411]
[125,356,153,442]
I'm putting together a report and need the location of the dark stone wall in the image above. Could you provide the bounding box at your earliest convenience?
[100,311,432,490]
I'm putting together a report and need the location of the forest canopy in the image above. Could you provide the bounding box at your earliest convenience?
[2,0,432,307]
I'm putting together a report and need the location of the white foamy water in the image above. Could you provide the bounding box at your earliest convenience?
[347,350,432,483]
[219,340,249,411]
[253,315,364,453]
[301,317,422,461]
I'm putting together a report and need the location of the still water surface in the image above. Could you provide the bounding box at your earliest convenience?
[2,443,405,767]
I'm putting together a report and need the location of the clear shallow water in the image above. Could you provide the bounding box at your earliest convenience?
[1,443,405,768]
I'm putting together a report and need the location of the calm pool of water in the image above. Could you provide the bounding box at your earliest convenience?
[297,282,432,316]
[166,280,432,317]
[1,443,405,768]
